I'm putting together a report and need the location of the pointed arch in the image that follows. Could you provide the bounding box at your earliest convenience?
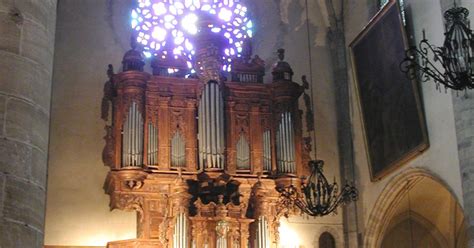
[363,168,465,248]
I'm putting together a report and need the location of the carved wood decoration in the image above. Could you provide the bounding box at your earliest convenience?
[103,44,309,248]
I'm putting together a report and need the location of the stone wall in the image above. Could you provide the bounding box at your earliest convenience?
[44,1,137,246]
[0,0,57,247]
[343,0,465,246]
[452,1,474,245]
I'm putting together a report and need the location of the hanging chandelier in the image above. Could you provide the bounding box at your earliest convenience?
[401,3,474,91]
[277,160,358,217]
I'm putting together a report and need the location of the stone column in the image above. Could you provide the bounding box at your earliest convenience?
[451,1,474,246]
[453,92,474,247]
[0,1,57,247]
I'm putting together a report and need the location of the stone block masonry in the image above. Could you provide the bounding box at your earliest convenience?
[0,0,57,247]
[453,91,474,247]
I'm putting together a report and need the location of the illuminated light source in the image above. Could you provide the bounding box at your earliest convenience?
[152,26,167,41]
[218,8,232,22]
[278,220,300,248]
[152,2,167,15]
[182,13,199,34]
[131,19,138,28]
[131,0,254,71]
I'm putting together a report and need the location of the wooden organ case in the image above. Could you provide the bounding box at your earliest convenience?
[101,31,310,247]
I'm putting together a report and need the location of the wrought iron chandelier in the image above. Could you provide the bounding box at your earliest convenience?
[277,160,358,217]
[276,0,358,217]
[401,3,474,91]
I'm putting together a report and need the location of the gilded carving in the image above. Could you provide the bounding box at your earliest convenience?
[101,64,114,121]
[125,179,144,190]
[158,207,170,246]
[104,36,306,247]
[170,109,185,134]
[102,125,115,167]
[111,193,144,222]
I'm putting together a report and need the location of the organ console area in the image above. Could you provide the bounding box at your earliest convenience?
[101,36,310,247]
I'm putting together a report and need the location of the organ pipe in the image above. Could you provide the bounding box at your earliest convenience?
[198,82,225,170]
[171,131,186,167]
[263,130,272,171]
[216,221,229,248]
[122,102,144,167]
[276,112,296,173]
[255,216,269,248]
[173,212,188,248]
[236,134,250,170]
[147,123,158,166]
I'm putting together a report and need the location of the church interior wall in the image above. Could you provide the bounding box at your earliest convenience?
[343,0,467,245]
[44,0,345,247]
[42,0,472,247]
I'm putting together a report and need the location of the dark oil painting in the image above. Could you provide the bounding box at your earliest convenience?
[349,0,429,180]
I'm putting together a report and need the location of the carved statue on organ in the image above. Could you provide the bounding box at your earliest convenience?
[101,8,310,248]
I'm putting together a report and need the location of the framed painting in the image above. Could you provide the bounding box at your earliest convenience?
[349,0,429,180]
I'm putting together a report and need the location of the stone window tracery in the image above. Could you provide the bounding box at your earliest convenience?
[131,0,254,72]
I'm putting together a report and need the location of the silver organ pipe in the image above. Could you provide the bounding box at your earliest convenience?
[171,131,186,167]
[283,113,288,172]
[256,216,269,248]
[147,123,158,165]
[173,212,188,248]
[210,84,216,166]
[217,236,227,248]
[216,221,228,248]
[263,130,272,171]
[288,113,295,172]
[236,134,250,170]
[198,82,225,170]
[122,102,144,167]
[276,112,296,173]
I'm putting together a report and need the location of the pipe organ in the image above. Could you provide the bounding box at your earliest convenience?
[236,134,250,170]
[171,131,186,168]
[102,36,310,247]
[122,101,144,167]
[276,112,296,174]
[255,217,270,248]
[173,212,189,248]
[198,82,226,170]
[148,123,159,166]
[262,130,272,172]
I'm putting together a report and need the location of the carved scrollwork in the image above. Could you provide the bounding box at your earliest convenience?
[110,193,144,222]
[101,64,114,122]
[170,109,185,134]
[102,125,115,167]
[158,205,170,246]
[146,104,159,123]
[235,113,250,141]
[125,179,144,190]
